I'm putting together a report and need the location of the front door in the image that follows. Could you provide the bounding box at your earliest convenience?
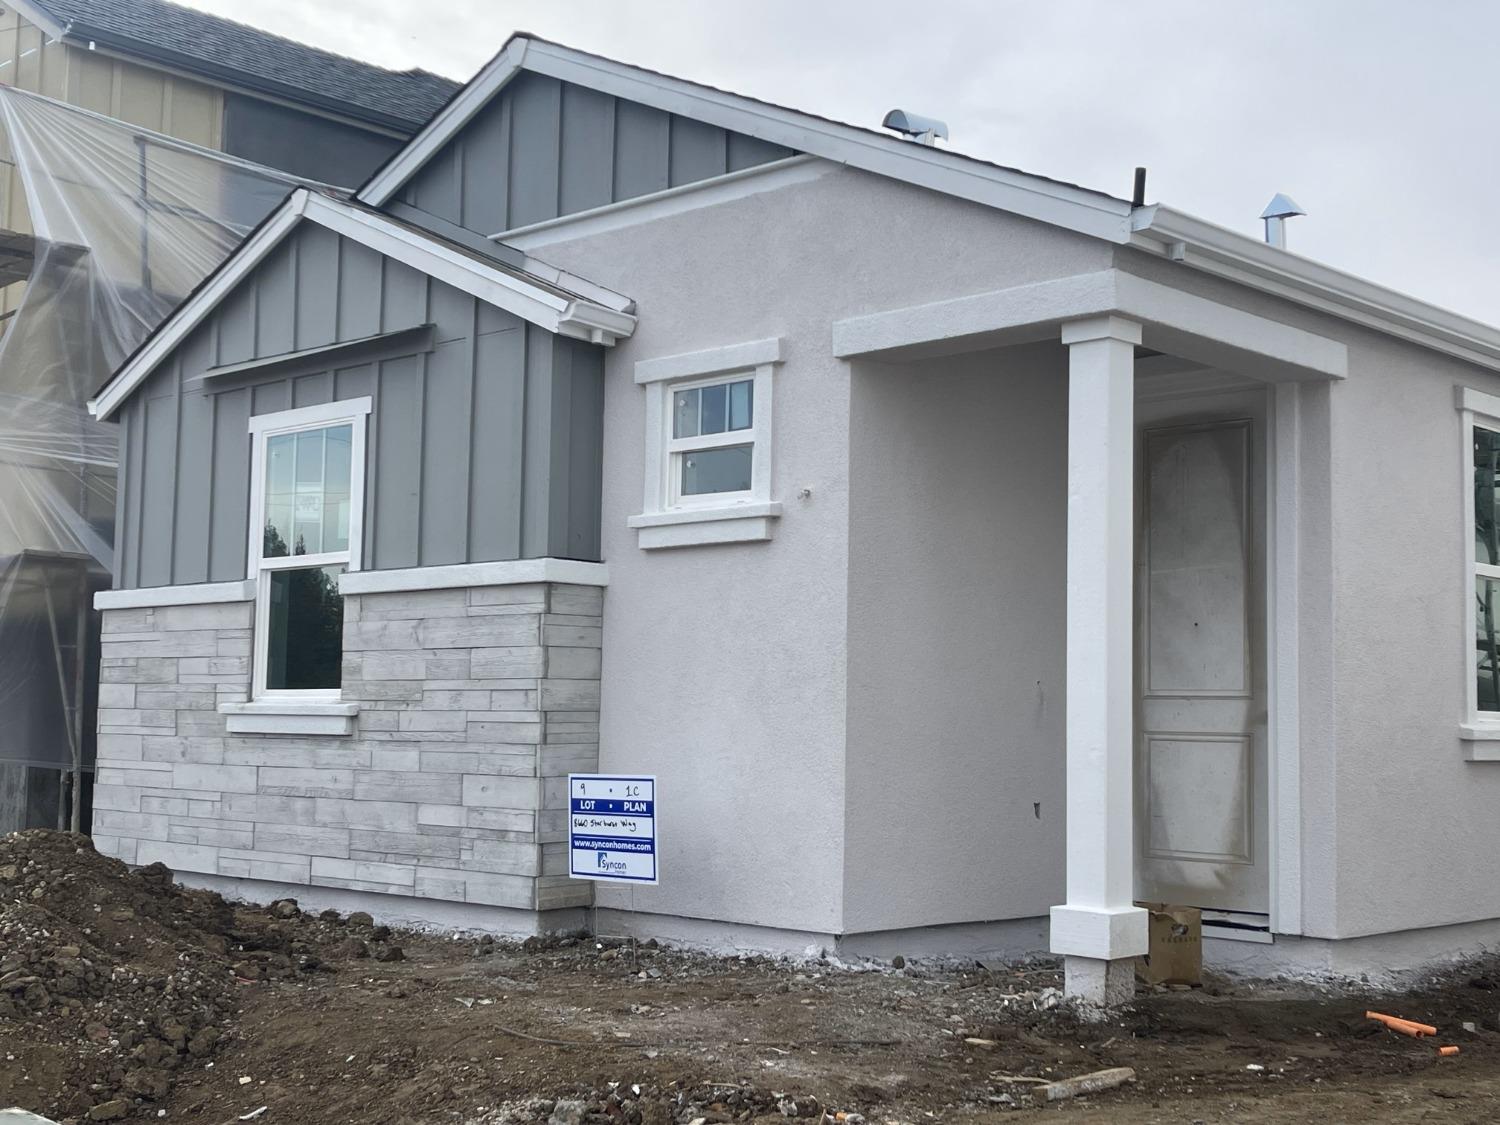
[1134,386,1269,916]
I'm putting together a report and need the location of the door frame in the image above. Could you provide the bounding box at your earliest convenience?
[1133,371,1301,938]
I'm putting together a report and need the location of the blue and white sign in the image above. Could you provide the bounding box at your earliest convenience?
[568,774,657,884]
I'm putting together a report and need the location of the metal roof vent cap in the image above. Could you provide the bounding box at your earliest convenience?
[882,109,948,146]
[1260,193,1307,249]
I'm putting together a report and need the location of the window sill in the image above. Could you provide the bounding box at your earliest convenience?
[1460,723,1500,760]
[218,700,359,736]
[628,501,782,549]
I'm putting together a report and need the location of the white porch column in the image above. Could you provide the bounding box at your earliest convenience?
[1051,315,1148,1006]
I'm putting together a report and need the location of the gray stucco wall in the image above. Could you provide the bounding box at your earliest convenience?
[397,71,795,237]
[523,164,1111,937]
[844,343,1068,932]
[1116,247,1500,942]
[1323,332,1500,937]
[114,221,604,590]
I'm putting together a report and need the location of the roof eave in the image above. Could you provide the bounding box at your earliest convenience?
[1132,205,1500,372]
[88,189,636,422]
[53,22,433,134]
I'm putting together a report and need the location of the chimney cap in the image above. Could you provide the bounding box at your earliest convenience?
[1260,193,1307,220]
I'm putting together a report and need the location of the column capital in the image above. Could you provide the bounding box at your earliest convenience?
[1060,315,1142,347]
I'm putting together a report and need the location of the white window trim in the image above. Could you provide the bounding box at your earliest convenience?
[631,338,784,549]
[1458,386,1500,758]
[231,397,371,730]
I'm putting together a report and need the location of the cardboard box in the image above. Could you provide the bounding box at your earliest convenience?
[1136,903,1202,986]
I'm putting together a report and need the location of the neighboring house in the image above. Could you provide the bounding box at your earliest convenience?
[0,0,455,834]
[0,0,456,187]
[84,33,1500,1004]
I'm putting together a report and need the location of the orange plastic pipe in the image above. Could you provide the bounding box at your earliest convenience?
[1438,1045,1461,1057]
[1365,1011,1438,1037]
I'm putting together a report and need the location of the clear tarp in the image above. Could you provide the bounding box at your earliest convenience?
[0,86,316,829]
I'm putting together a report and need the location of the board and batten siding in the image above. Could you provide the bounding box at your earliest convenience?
[398,70,795,236]
[114,221,604,590]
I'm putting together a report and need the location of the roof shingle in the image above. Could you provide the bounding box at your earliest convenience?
[29,0,459,130]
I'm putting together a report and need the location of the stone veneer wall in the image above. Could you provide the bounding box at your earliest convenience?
[90,582,601,918]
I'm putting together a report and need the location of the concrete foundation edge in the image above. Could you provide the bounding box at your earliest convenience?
[592,909,1052,961]
[1213,914,1500,983]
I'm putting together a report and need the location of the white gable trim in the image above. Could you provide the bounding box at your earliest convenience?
[357,37,1133,242]
[89,188,637,421]
[4,0,67,41]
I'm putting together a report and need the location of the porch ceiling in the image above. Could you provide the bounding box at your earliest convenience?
[831,268,1348,382]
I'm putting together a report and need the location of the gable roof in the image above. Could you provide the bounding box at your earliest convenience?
[356,33,1135,241]
[87,188,636,420]
[355,33,1500,373]
[10,0,459,132]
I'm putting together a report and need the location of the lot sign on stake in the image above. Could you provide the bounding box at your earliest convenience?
[568,774,657,884]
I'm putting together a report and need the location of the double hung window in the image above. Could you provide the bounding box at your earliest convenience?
[247,399,370,699]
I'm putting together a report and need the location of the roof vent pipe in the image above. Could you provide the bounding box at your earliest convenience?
[882,109,948,146]
[1260,193,1306,249]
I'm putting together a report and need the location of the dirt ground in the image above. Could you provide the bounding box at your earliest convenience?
[4,833,1500,1124]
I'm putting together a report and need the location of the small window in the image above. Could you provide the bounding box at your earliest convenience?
[664,375,759,507]
[631,338,783,548]
[248,400,370,699]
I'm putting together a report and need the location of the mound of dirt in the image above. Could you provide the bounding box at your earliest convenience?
[0,830,366,1122]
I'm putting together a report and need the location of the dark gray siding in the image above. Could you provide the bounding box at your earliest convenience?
[399,71,795,236]
[222,93,405,189]
[114,222,605,589]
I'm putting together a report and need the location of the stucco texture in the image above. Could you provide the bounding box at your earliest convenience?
[528,165,1108,935]
[845,343,1068,932]
[1118,248,1500,942]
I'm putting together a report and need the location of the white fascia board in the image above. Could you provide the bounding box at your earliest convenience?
[95,579,255,610]
[89,189,311,421]
[496,155,831,250]
[1134,205,1500,372]
[358,37,530,206]
[5,0,68,40]
[518,41,1133,242]
[832,268,1347,380]
[358,37,1131,243]
[339,558,608,595]
[89,189,635,421]
[300,194,637,346]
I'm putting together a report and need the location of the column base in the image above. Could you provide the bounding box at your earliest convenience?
[1064,955,1137,1006]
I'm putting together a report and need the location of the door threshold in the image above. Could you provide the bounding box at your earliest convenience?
[1201,909,1273,944]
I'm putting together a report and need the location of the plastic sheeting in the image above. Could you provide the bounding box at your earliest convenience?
[0,86,314,786]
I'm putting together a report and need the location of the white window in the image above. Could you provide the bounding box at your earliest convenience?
[629,338,784,549]
[246,398,370,700]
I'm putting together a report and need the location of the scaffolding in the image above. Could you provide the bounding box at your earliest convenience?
[0,85,319,833]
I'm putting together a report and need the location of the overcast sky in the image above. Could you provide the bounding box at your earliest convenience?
[181,0,1499,322]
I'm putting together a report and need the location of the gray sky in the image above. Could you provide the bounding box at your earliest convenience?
[183,0,1499,322]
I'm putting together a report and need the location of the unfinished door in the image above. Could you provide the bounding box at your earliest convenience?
[1135,389,1268,916]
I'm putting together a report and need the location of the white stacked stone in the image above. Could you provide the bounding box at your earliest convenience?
[91,582,600,916]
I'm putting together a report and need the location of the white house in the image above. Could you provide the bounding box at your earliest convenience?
[84,33,1500,1004]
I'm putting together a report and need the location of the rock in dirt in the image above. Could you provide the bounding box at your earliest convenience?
[347,911,374,928]
[86,1100,131,1122]
[548,1100,587,1125]
[371,943,405,963]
